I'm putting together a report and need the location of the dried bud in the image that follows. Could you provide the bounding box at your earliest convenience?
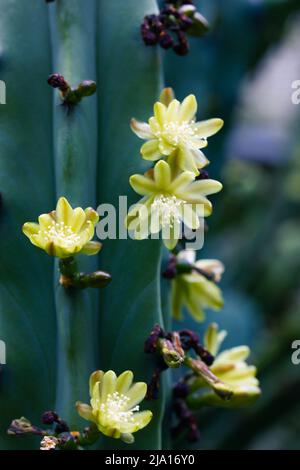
[47,73,69,92]
[7,417,45,436]
[179,14,193,31]
[196,169,210,180]
[162,254,177,279]
[173,381,189,399]
[41,411,59,425]
[144,324,164,353]
[173,36,189,55]
[159,338,184,368]
[159,31,173,49]
[55,420,70,434]
[141,29,158,46]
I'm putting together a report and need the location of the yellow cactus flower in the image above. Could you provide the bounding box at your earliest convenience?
[76,370,153,443]
[22,197,101,258]
[126,160,222,250]
[130,93,223,175]
[188,324,261,407]
[171,250,224,321]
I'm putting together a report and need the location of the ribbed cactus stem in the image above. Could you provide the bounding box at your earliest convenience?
[97,0,166,449]
[49,0,98,427]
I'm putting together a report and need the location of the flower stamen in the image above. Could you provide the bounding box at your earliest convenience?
[152,195,184,228]
[100,392,140,428]
[40,221,81,247]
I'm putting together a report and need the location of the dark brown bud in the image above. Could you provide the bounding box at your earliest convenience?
[159,31,174,49]
[41,411,59,425]
[144,324,164,353]
[196,169,210,180]
[47,73,69,92]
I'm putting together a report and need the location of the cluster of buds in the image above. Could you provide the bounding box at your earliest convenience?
[144,324,216,402]
[141,1,209,56]
[7,412,100,450]
[47,74,97,106]
[172,382,200,442]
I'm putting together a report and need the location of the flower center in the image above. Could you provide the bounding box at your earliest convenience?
[100,392,139,427]
[157,121,196,146]
[152,195,184,227]
[41,221,81,247]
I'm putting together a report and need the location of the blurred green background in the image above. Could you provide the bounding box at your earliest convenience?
[164,0,300,449]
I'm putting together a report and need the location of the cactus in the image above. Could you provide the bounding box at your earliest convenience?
[0,0,260,451]
[0,0,165,450]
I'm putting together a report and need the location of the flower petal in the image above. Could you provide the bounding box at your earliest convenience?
[171,279,184,321]
[76,402,95,422]
[179,94,197,122]
[123,411,153,433]
[56,197,73,225]
[182,204,200,230]
[178,147,199,175]
[38,214,55,230]
[216,346,250,364]
[183,179,223,197]
[80,241,102,256]
[154,160,171,189]
[204,324,227,356]
[190,148,209,168]
[149,116,160,134]
[183,282,205,321]
[154,102,167,127]
[158,139,175,156]
[22,222,40,237]
[69,207,86,232]
[141,139,161,161]
[116,371,134,395]
[169,171,195,192]
[130,118,154,139]
[194,118,224,138]
[195,259,225,282]
[84,208,99,226]
[162,219,181,250]
[166,99,180,122]
[100,370,117,401]
[125,382,147,409]
[129,174,156,196]
[89,370,104,397]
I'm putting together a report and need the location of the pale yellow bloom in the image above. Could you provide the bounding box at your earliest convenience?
[22,197,101,258]
[131,93,223,175]
[172,250,224,321]
[76,370,152,443]
[188,324,261,407]
[126,160,222,250]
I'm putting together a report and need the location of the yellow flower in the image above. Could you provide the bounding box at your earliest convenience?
[126,160,222,250]
[76,370,152,443]
[171,250,224,321]
[131,93,223,175]
[22,197,101,258]
[188,324,261,407]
